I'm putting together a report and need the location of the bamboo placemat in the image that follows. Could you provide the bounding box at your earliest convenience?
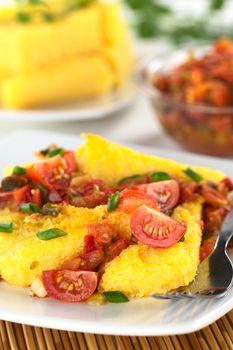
[0,309,232,350]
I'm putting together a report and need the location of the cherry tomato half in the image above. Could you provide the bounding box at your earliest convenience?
[131,205,186,248]
[118,189,157,213]
[42,270,97,302]
[132,180,180,212]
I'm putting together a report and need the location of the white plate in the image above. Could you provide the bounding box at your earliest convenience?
[0,80,137,122]
[0,130,232,336]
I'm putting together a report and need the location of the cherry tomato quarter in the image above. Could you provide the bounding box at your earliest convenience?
[131,205,186,248]
[132,180,180,212]
[118,189,157,213]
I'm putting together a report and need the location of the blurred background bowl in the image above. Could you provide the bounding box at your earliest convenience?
[137,48,233,157]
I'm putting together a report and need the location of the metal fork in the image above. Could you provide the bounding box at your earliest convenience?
[152,209,233,300]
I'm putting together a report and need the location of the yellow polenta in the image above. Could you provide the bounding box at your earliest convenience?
[0,1,134,109]
[100,200,203,297]
[76,134,225,186]
[0,205,131,287]
[0,135,227,297]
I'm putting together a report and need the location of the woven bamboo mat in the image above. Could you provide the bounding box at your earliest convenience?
[0,310,232,350]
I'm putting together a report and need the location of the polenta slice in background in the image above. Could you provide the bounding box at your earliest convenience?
[0,0,134,109]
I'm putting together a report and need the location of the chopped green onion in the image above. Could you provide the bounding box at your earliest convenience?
[103,291,129,303]
[179,235,185,242]
[151,171,171,182]
[0,222,13,233]
[20,203,41,214]
[12,166,26,176]
[47,147,64,158]
[183,168,203,183]
[37,184,48,204]
[42,203,60,217]
[118,174,144,185]
[107,191,120,212]
[36,228,67,240]
[16,11,31,23]
[43,12,55,22]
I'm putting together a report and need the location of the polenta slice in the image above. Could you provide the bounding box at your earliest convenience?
[100,200,203,297]
[0,1,134,109]
[2,55,114,109]
[76,134,225,186]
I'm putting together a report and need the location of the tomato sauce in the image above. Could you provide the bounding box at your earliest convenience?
[153,38,233,156]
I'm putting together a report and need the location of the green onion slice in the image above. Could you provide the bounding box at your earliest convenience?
[20,203,41,214]
[151,171,171,182]
[37,184,48,204]
[183,168,203,183]
[118,174,144,185]
[42,203,60,217]
[36,228,67,240]
[16,11,31,23]
[103,291,129,303]
[47,147,64,158]
[12,166,26,176]
[179,235,185,242]
[0,222,13,233]
[107,191,120,212]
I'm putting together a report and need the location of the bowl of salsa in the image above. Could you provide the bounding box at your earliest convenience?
[138,38,233,156]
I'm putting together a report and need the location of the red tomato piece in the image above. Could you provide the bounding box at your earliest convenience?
[71,192,108,208]
[42,270,97,302]
[80,249,105,271]
[179,181,198,204]
[87,224,116,247]
[200,236,217,262]
[0,185,30,209]
[201,186,227,208]
[31,188,42,207]
[83,234,96,254]
[106,237,131,262]
[133,180,180,212]
[131,205,186,248]
[27,155,70,191]
[63,151,76,173]
[118,189,157,213]
[61,257,81,271]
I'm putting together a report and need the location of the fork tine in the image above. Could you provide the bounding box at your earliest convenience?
[151,293,183,300]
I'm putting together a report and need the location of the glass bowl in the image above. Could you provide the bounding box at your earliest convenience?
[137,49,233,157]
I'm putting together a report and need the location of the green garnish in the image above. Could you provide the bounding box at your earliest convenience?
[183,168,203,183]
[16,11,31,23]
[12,166,26,176]
[107,192,120,212]
[42,203,60,217]
[118,174,144,185]
[20,203,41,214]
[103,291,129,303]
[179,235,185,242]
[36,228,67,240]
[0,222,13,233]
[42,12,55,22]
[151,171,171,182]
[37,184,48,204]
[47,147,64,158]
